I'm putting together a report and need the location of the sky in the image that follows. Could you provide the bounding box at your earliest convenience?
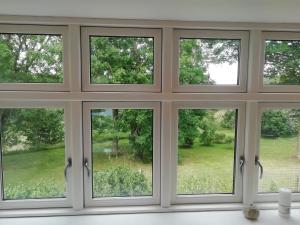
[208,62,238,85]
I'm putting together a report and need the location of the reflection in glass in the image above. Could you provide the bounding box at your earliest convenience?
[177,109,237,195]
[91,108,153,197]
[1,108,65,200]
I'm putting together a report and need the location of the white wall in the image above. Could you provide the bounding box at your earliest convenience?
[0,0,300,23]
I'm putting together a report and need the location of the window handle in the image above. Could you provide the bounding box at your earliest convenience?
[83,158,91,177]
[255,156,263,179]
[239,156,245,174]
[64,157,72,180]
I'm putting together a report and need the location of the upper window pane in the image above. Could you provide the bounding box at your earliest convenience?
[0,34,63,83]
[263,39,300,85]
[91,108,153,198]
[177,108,237,195]
[179,39,240,85]
[90,36,154,84]
[1,108,66,200]
[259,108,300,193]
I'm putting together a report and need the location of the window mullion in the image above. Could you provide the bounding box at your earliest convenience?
[68,25,82,92]
[243,102,260,206]
[160,102,172,208]
[69,101,84,210]
[247,30,262,94]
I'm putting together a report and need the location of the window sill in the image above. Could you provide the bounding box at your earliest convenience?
[1,208,300,225]
[0,203,300,218]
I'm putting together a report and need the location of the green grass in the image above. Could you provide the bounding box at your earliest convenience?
[2,135,300,199]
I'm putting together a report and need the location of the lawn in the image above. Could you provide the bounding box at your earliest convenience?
[2,136,300,199]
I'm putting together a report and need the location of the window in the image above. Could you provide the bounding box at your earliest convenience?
[171,102,245,204]
[0,18,300,215]
[0,102,72,209]
[83,102,160,206]
[0,25,69,91]
[81,27,162,92]
[260,32,300,92]
[173,30,249,92]
[254,103,300,203]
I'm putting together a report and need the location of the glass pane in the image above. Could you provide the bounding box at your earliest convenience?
[259,109,300,193]
[91,108,153,197]
[1,108,65,200]
[263,40,300,85]
[90,36,154,84]
[0,34,63,83]
[177,109,237,195]
[179,39,240,85]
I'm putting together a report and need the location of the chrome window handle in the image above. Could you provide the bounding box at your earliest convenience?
[239,156,245,174]
[83,158,91,177]
[64,157,72,180]
[255,156,263,179]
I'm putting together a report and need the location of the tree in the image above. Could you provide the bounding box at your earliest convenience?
[178,109,206,147]
[221,110,236,129]
[261,110,298,138]
[179,39,213,85]
[0,34,63,83]
[15,109,65,146]
[90,37,153,84]
[119,109,153,163]
[199,112,217,146]
[264,40,300,85]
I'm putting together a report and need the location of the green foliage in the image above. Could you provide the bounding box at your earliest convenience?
[0,34,63,83]
[93,166,150,197]
[199,113,217,146]
[178,174,232,194]
[4,178,64,200]
[178,109,204,147]
[179,39,212,85]
[221,110,236,129]
[264,40,300,85]
[0,109,64,153]
[90,37,153,84]
[261,110,298,138]
[120,109,153,163]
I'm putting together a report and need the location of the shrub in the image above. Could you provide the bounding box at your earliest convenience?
[93,166,150,197]
[4,179,64,200]
[213,132,226,144]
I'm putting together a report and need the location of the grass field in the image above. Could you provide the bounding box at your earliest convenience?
[2,135,300,199]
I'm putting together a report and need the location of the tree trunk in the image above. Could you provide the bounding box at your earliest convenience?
[112,109,119,158]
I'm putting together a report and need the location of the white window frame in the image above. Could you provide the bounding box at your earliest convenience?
[82,101,161,207]
[254,102,300,203]
[170,101,246,204]
[81,27,162,92]
[259,32,300,93]
[0,25,70,91]
[0,101,73,209]
[173,29,249,93]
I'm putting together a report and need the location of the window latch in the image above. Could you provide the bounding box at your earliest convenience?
[239,156,245,174]
[255,156,263,179]
[83,158,91,177]
[64,157,72,180]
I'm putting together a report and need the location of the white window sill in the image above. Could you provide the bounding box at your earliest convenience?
[0,209,300,225]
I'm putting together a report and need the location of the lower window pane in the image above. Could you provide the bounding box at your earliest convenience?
[1,108,66,200]
[259,109,300,193]
[177,109,237,195]
[91,108,153,198]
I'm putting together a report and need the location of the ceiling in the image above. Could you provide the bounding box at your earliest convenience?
[0,0,300,23]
